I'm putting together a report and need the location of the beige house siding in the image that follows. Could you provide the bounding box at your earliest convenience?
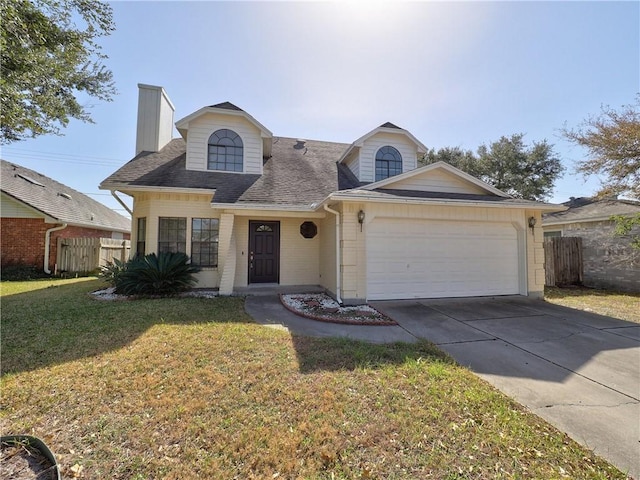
[358,133,418,182]
[382,168,488,195]
[338,201,543,302]
[184,112,264,174]
[1,193,44,219]
[319,215,337,297]
[129,191,545,299]
[135,84,174,155]
[231,214,323,288]
[340,202,365,302]
[528,210,545,297]
[280,218,321,285]
[342,149,360,181]
[132,192,220,288]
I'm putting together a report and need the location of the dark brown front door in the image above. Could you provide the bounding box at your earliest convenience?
[248,221,280,284]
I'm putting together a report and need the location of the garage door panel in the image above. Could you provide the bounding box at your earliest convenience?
[367,218,520,300]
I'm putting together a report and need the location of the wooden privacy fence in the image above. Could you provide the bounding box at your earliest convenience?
[57,238,131,273]
[543,237,583,287]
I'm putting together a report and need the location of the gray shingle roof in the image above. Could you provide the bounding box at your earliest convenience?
[101,137,359,206]
[209,101,244,111]
[100,136,559,210]
[2,160,131,231]
[543,197,640,224]
[379,122,402,129]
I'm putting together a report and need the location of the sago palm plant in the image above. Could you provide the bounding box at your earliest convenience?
[114,252,200,296]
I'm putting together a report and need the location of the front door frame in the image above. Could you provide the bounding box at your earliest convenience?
[248,220,280,284]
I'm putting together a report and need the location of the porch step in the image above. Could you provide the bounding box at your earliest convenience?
[234,284,324,296]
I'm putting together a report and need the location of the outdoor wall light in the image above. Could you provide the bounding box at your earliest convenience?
[357,209,365,231]
[528,216,537,234]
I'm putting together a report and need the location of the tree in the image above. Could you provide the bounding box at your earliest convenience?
[0,0,116,143]
[421,134,564,201]
[562,96,640,200]
[422,146,483,177]
[611,213,640,250]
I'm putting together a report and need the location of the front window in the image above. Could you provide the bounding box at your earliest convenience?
[191,218,219,267]
[375,145,402,181]
[158,217,186,253]
[136,217,146,257]
[208,129,243,172]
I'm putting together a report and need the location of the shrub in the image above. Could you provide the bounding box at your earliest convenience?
[113,252,200,296]
[1,265,50,281]
[99,258,128,286]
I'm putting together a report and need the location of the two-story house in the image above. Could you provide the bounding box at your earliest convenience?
[100,84,561,303]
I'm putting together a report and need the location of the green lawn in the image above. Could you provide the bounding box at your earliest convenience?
[0,279,629,479]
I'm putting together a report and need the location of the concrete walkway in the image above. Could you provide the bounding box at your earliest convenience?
[245,295,640,478]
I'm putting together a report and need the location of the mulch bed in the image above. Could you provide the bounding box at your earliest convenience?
[280,293,397,326]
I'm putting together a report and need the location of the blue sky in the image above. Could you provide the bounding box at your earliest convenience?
[2,1,638,218]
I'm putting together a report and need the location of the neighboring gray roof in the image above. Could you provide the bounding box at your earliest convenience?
[543,197,640,224]
[379,122,402,129]
[101,137,358,206]
[1,160,131,232]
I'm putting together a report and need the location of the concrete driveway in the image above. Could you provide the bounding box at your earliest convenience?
[246,294,640,478]
[371,297,640,479]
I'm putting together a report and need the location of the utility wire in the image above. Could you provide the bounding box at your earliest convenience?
[2,147,124,166]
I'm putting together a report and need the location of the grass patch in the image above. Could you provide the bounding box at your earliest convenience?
[1,279,629,479]
[545,286,640,323]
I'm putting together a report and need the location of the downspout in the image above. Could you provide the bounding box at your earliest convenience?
[323,204,342,304]
[44,223,67,274]
[111,190,133,216]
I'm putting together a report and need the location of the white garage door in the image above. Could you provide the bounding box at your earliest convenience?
[367,218,520,300]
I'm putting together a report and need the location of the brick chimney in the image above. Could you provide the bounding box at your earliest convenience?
[135,84,175,155]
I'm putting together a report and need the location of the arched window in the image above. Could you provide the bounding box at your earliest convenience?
[208,129,243,172]
[375,146,402,181]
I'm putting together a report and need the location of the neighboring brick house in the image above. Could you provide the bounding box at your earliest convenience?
[1,160,131,273]
[542,197,640,292]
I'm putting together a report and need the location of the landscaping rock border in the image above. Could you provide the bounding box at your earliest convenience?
[279,293,397,326]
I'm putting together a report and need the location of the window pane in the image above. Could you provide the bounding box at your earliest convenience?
[159,217,186,253]
[375,145,402,181]
[208,129,243,172]
[191,218,219,267]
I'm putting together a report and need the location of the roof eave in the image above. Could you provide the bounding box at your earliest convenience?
[61,220,131,233]
[542,213,634,226]
[328,191,563,211]
[210,202,317,212]
[100,184,216,195]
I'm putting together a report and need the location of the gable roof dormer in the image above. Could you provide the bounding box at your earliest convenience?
[339,123,428,183]
[175,102,273,159]
[175,102,273,175]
